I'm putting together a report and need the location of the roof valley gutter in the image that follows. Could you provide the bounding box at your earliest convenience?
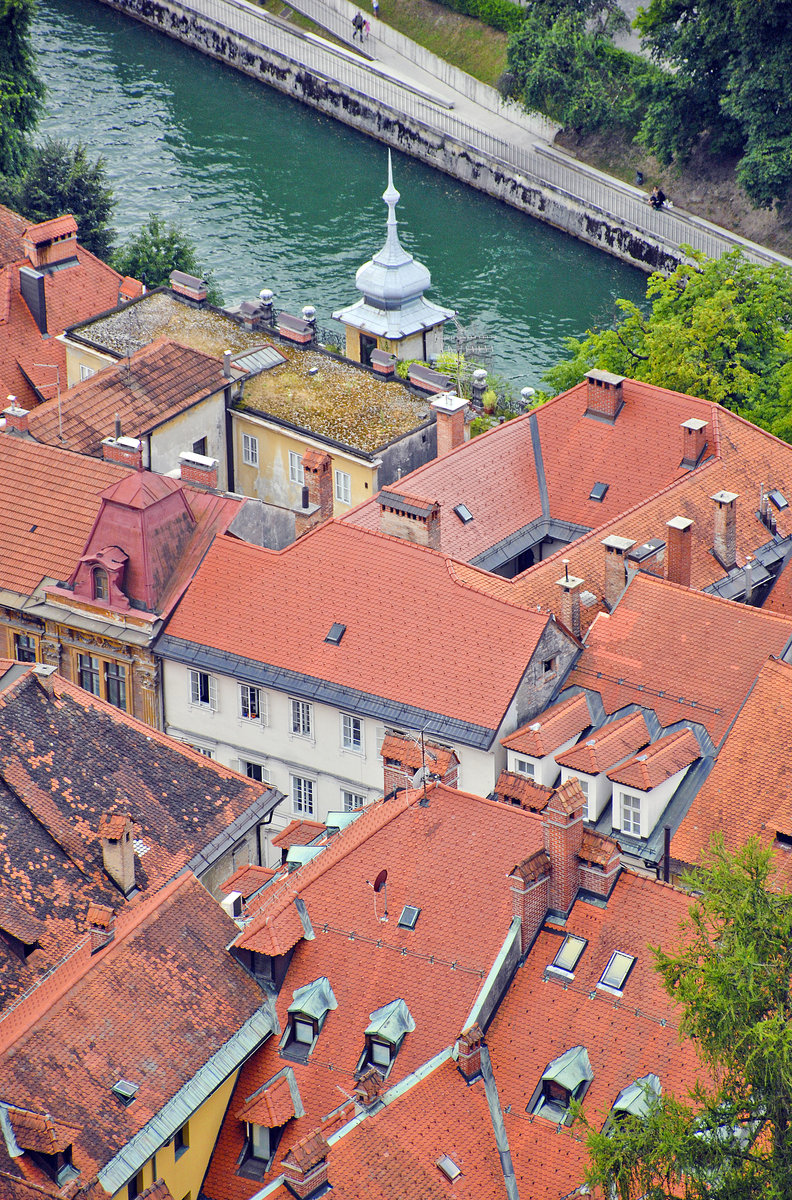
[529,413,549,521]
[480,1045,520,1200]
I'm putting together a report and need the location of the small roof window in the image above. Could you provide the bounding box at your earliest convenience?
[598,950,636,993]
[548,934,587,976]
[589,482,609,502]
[280,976,337,1060]
[436,1155,461,1182]
[453,503,474,524]
[112,1079,139,1106]
[325,622,346,645]
[398,904,421,929]
[769,489,788,511]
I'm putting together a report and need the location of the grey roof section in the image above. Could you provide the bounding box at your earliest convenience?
[365,998,416,1042]
[613,1073,661,1118]
[187,787,286,879]
[156,635,499,750]
[288,976,337,1020]
[542,1045,593,1090]
[471,517,591,574]
[529,412,549,520]
[378,489,437,518]
[480,1045,519,1200]
[705,532,792,603]
[98,1004,276,1193]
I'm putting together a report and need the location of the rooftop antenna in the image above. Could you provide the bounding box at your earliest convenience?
[33,364,62,442]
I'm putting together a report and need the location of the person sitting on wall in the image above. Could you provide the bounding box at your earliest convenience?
[649,185,666,210]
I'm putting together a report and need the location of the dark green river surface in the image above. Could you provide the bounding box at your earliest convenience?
[34,0,647,388]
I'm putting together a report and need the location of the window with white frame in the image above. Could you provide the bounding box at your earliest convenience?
[621,791,641,836]
[290,698,312,738]
[239,683,267,723]
[288,450,305,484]
[192,745,214,758]
[334,469,351,505]
[291,775,314,815]
[79,364,95,381]
[515,757,535,778]
[240,759,270,784]
[242,433,259,467]
[189,669,216,710]
[341,713,363,752]
[342,789,366,812]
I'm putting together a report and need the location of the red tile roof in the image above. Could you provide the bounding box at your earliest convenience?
[564,573,792,744]
[379,734,457,776]
[271,820,327,851]
[27,338,230,456]
[607,728,701,790]
[236,1075,297,1127]
[556,711,650,774]
[221,864,277,899]
[203,783,544,1200]
[501,692,592,757]
[23,216,78,244]
[493,770,552,811]
[672,656,792,885]
[161,522,560,735]
[0,206,27,268]
[7,1110,82,1155]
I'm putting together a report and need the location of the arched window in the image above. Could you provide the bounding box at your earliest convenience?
[93,568,109,601]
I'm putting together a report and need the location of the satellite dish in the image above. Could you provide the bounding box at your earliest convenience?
[373,869,388,893]
[411,766,428,788]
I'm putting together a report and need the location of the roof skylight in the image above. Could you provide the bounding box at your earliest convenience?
[436,1155,461,1182]
[769,489,789,511]
[453,503,474,524]
[548,934,587,976]
[325,622,346,645]
[397,904,421,930]
[112,1079,139,1106]
[589,482,609,502]
[598,950,636,993]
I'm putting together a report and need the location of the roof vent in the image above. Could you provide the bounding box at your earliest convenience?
[453,503,473,524]
[112,1079,139,1106]
[589,482,609,502]
[436,1155,461,1182]
[325,622,346,645]
[529,722,541,731]
[769,489,789,511]
[397,905,421,930]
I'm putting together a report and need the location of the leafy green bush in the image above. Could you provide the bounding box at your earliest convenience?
[431,0,525,36]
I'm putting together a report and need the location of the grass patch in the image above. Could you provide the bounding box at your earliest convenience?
[361,0,508,86]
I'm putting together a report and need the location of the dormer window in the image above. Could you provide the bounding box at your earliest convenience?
[280,976,337,1062]
[235,1067,303,1181]
[610,1073,661,1124]
[530,1046,593,1124]
[93,568,109,601]
[358,999,416,1078]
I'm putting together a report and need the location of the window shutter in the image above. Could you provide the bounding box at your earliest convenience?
[260,692,269,727]
[190,670,199,705]
[209,675,218,711]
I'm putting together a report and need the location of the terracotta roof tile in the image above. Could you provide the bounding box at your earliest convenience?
[271,820,327,850]
[579,828,620,868]
[380,735,457,777]
[220,864,277,899]
[501,693,592,757]
[510,848,551,883]
[23,217,78,244]
[6,1110,82,1155]
[608,728,701,789]
[556,712,650,774]
[493,770,552,811]
[236,1075,297,1127]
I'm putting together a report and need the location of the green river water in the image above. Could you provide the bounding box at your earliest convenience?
[34,0,647,388]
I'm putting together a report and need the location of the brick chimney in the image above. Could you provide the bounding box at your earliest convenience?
[509,850,551,954]
[22,216,77,269]
[585,370,625,422]
[102,436,143,469]
[578,833,621,900]
[169,270,207,303]
[354,1067,384,1107]
[681,419,708,468]
[302,450,333,521]
[666,516,693,587]
[432,392,468,456]
[602,535,635,609]
[98,813,136,896]
[281,1131,330,1200]
[87,903,115,954]
[542,778,585,916]
[457,1023,484,1082]
[556,561,583,639]
[378,490,441,550]
[179,451,218,490]
[3,402,29,436]
[712,491,738,570]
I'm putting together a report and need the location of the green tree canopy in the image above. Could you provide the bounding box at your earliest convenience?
[113,214,223,305]
[11,138,116,258]
[0,0,45,176]
[577,837,792,1199]
[636,0,792,208]
[542,249,792,441]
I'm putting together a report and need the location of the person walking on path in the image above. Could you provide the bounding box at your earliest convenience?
[372,0,379,18]
[352,10,364,39]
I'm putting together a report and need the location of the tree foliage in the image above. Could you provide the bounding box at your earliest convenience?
[542,249,792,441]
[636,0,792,208]
[112,213,223,305]
[577,838,792,1199]
[0,0,45,176]
[9,138,116,259]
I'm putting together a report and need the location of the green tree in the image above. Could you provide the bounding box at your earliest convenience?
[541,249,792,441]
[636,0,792,208]
[577,837,792,1199]
[113,213,223,305]
[11,138,116,258]
[0,0,45,177]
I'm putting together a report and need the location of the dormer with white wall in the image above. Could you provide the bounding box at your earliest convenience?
[607,729,701,841]
[502,693,593,788]
[556,712,650,822]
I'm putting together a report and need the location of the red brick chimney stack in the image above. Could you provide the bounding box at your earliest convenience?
[666,516,693,587]
[302,450,334,521]
[602,535,635,609]
[712,491,738,570]
[3,402,29,436]
[378,491,441,550]
[542,778,585,915]
[585,370,625,422]
[457,1024,484,1081]
[98,812,136,896]
[432,392,469,456]
[681,418,708,468]
[87,903,116,954]
[282,1131,330,1199]
[508,851,551,955]
[102,436,143,470]
[556,561,584,639]
[179,451,218,490]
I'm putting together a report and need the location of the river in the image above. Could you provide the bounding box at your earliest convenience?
[34,0,646,389]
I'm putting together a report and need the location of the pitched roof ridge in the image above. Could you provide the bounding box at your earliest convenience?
[0,668,40,711]
[631,572,792,625]
[619,865,689,896]
[443,556,552,618]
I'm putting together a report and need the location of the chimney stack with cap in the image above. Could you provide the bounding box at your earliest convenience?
[302,450,333,520]
[88,903,116,954]
[456,1024,484,1082]
[666,516,693,587]
[102,436,143,470]
[179,451,218,490]
[432,392,468,456]
[585,370,625,422]
[712,491,738,570]
[3,401,29,436]
[681,419,708,468]
[543,778,585,916]
[602,535,635,609]
[98,813,136,896]
[378,491,441,550]
[281,1131,330,1200]
[556,560,583,639]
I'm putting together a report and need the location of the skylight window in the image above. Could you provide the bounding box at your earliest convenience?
[112,1079,139,1106]
[325,623,346,645]
[589,482,609,502]
[598,951,636,993]
[548,934,587,976]
[436,1156,461,1182]
[453,503,474,524]
[398,904,421,930]
[769,489,788,511]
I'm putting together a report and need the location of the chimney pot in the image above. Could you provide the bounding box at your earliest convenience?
[432,392,469,456]
[712,491,738,570]
[223,349,232,378]
[666,516,693,587]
